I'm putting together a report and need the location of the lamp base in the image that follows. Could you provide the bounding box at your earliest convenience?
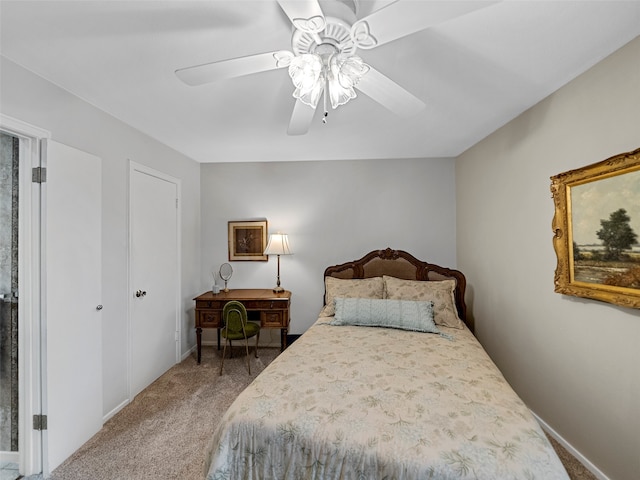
[272,286,284,293]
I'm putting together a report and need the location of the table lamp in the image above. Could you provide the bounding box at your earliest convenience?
[264,233,292,293]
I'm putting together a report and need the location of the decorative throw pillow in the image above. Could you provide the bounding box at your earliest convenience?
[331,298,439,333]
[319,276,384,317]
[383,276,464,329]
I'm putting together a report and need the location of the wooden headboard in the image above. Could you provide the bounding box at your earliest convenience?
[324,248,471,331]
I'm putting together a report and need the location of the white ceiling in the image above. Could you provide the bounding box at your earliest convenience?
[1,1,638,163]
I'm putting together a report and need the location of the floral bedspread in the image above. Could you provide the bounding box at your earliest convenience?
[204,320,569,480]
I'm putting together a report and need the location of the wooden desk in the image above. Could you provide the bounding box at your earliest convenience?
[193,289,291,364]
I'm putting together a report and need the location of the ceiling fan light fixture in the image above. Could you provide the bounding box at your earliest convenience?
[333,54,369,88]
[289,54,325,108]
[288,52,369,111]
[327,53,367,108]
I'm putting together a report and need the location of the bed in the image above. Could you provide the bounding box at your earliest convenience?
[204,248,569,479]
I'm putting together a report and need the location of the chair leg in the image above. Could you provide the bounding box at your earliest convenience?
[255,330,260,358]
[244,336,251,375]
[219,337,228,376]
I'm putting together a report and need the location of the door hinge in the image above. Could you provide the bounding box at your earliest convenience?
[175,198,178,209]
[32,167,47,183]
[33,414,48,431]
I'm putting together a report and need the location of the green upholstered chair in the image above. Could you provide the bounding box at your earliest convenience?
[219,301,260,375]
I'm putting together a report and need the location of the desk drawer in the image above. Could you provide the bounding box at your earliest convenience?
[261,310,286,327]
[197,310,221,328]
[243,300,288,310]
[196,300,219,309]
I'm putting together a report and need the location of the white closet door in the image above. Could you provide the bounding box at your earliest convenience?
[129,164,179,398]
[44,140,102,472]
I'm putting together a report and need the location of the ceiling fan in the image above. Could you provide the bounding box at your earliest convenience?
[175,0,493,135]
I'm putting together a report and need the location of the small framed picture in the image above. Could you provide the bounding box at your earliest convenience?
[228,220,268,261]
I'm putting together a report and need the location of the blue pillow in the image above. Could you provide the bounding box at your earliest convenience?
[330,297,440,333]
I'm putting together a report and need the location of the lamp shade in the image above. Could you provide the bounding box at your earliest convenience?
[264,233,292,256]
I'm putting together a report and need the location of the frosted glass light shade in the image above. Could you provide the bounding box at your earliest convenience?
[288,53,369,109]
[289,54,325,108]
[328,54,369,108]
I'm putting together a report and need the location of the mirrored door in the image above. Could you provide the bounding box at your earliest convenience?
[0,132,19,476]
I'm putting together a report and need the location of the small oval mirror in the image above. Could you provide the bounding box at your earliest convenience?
[219,263,233,292]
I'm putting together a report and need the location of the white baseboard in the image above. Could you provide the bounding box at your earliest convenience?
[531,411,610,480]
[181,344,196,361]
[103,398,130,423]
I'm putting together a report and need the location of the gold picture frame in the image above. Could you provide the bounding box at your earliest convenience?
[228,220,268,261]
[550,147,640,309]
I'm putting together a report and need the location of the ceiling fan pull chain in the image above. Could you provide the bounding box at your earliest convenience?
[323,77,329,124]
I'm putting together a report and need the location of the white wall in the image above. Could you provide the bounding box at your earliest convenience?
[456,37,640,480]
[0,57,201,418]
[200,158,457,338]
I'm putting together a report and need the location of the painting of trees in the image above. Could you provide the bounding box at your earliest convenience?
[551,148,640,308]
[596,208,638,260]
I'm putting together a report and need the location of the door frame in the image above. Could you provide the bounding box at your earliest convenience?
[127,161,181,400]
[0,114,50,476]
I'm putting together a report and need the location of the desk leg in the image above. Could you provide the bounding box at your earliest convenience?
[280,328,288,351]
[196,327,202,364]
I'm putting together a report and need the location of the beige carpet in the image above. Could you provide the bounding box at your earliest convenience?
[546,434,598,480]
[49,346,279,480]
[49,346,596,480]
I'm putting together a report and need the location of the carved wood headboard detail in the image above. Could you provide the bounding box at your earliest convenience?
[324,248,471,331]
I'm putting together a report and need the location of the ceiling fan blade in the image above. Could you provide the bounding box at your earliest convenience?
[351,0,499,49]
[175,50,293,86]
[355,66,425,117]
[277,0,326,34]
[287,99,317,136]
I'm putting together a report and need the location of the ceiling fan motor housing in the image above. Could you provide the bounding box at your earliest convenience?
[291,0,359,57]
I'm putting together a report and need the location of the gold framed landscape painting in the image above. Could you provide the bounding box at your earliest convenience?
[228,220,268,261]
[551,147,640,309]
